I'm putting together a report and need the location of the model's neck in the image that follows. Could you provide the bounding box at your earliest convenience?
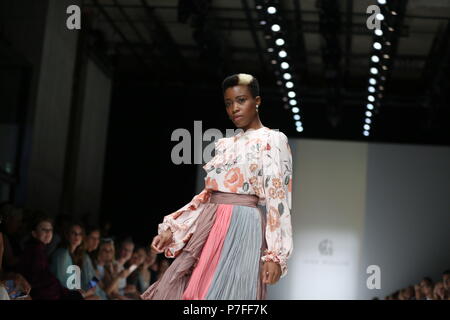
[241,118,264,132]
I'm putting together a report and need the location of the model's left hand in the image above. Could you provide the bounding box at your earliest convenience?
[261,261,281,284]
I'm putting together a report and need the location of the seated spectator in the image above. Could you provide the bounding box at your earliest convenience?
[15,216,83,300]
[414,283,424,300]
[114,237,134,296]
[141,248,157,287]
[95,238,133,300]
[45,214,72,257]
[50,222,98,299]
[81,227,107,300]
[419,277,434,300]
[433,281,446,300]
[398,286,414,300]
[85,226,101,262]
[125,247,148,298]
[0,204,25,272]
[443,269,450,299]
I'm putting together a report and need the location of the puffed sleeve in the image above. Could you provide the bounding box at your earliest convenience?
[260,131,293,278]
[157,138,225,258]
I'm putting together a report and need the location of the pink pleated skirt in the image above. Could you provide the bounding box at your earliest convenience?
[140,191,267,300]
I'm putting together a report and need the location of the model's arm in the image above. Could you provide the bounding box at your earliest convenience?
[156,138,225,258]
[261,131,293,279]
[158,188,212,258]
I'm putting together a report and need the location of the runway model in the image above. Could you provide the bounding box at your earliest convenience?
[141,73,293,300]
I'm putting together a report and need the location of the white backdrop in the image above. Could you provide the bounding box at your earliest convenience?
[195,136,450,299]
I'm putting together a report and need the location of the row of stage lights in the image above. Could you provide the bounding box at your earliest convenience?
[255,1,304,133]
[364,0,398,137]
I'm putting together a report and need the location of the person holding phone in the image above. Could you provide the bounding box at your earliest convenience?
[95,239,133,300]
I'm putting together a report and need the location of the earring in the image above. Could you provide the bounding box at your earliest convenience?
[256,104,259,112]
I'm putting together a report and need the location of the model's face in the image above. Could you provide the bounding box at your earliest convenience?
[32,221,53,245]
[224,85,260,129]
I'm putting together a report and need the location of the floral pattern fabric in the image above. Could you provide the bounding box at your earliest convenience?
[158,126,293,278]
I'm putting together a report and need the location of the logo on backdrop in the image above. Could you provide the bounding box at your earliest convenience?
[318,239,333,256]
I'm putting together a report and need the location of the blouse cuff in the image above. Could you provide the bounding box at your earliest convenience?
[261,250,288,278]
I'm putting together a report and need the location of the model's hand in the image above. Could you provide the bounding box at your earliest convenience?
[261,261,281,285]
[151,229,173,254]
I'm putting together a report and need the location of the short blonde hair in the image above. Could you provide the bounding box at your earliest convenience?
[222,73,260,98]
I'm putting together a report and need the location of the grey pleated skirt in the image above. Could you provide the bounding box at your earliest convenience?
[140,191,267,300]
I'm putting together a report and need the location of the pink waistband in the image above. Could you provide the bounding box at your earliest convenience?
[209,191,259,208]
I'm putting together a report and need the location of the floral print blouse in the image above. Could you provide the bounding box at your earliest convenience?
[158,126,293,278]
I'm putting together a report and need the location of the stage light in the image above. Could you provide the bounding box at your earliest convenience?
[288,91,296,98]
[382,65,388,70]
[276,38,285,46]
[292,107,299,113]
[368,95,375,102]
[260,20,266,25]
[278,50,287,58]
[371,55,380,63]
[283,73,292,80]
[363,130,369,136]
[391,11,397,15]
[267,47,274,52]
[367,103,374,110]
[368,86,375,93]
[289,99,297,106]
[377,0,386,4]
[285,81,294,88]
[271,59,277,64]
[256,5,262,10]
[375,29,383,36]
[271,24,281,32]
[295,121,302,127]
[373,42,382,50]
[376,13,384,21]
[267,6,277,14]
[281,62,289,69]
[369,78,377,85]
[383,54,390,59]
[388,27,394,32]
[366,111,372,117]
[296,126,304,132]
[365,118,372,124]
[364,124,370,130]
[370,67,379,74]
[294,114,300,120]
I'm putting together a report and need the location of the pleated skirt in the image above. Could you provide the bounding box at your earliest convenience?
[140,191,267,300]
